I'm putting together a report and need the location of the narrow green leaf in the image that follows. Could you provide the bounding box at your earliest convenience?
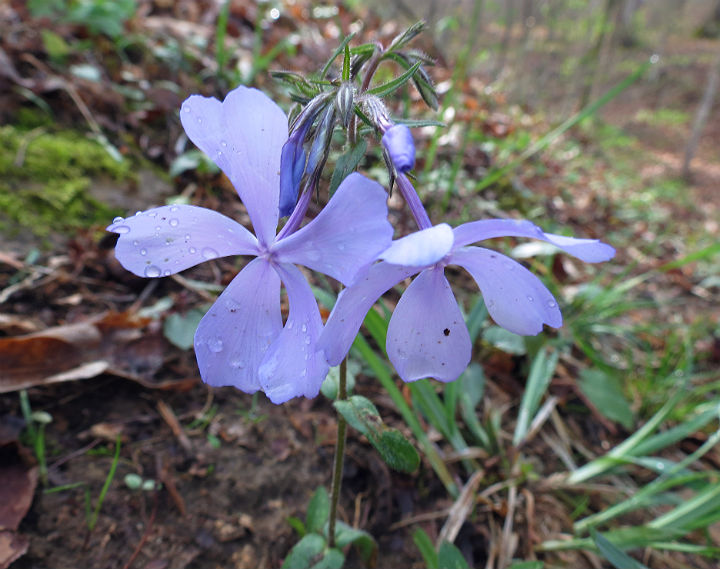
[590,529,649,569]
[319,33,355,79]
[389,21,427,51]
[366,61,422,97]
[306,487,330,533]
[513,348,559,446]
[412,528,439,569]
[287,516,306,537]
[342,44,350,82]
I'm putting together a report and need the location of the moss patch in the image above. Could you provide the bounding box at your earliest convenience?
[0,125,137,239]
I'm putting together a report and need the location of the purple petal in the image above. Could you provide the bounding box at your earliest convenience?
[452,219,615,262]
[387,267,471,383]
[382,124,415,172]
[278,129,308,217]
[194,258,282,393]
[180,87,288,246]
[380,224,454,267]
[318,262,419,365]
[451,247,562,335]
[274,172,392,285]
[258,263,329,404]
[108,205,258,277]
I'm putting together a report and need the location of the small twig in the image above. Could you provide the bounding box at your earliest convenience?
[122,491,159,569]
[157,400,192,452]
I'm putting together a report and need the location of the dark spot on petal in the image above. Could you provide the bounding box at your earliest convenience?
[443,328,450,336]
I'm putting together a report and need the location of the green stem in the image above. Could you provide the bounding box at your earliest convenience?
[328,357,348,548]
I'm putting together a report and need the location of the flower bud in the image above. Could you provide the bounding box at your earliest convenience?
[382,124,415,173]
[335,82,355,128]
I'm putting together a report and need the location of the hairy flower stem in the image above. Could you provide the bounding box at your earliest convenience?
[327,356,348,548]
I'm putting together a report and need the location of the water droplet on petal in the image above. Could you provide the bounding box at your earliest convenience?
[112,225,130,234]
[184,234,190,241]
[286,321,294,330]
[527,295,534,302]
[140,248,147,256]
[208,336,223,353]
[144,265,161,277]
[301,369,307,377]
[112,216,124,224]
[231,359,245,369]
[133,240,139,246]
[201,247,219,260]
[301,324,307,333]
[189,247,197,254]
[547,300,557,308]
[163,270,171,276]
[169,218,179,227]
[170,206,179,212]
[304,337,311,345]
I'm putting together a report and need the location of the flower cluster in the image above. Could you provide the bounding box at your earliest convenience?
[109,81,614,402]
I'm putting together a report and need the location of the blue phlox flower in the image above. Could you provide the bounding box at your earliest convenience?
[108,86,393,403]
[382,124,415,172]
[318,216,615,383]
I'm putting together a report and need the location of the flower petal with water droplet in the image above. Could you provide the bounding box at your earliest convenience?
[451,246,562,335]
[110,204,258,277]
[194,258,282,392]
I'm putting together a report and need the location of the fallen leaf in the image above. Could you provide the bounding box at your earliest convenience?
[0,312,195,393]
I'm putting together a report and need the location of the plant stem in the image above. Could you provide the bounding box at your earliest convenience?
[328,356,348,548]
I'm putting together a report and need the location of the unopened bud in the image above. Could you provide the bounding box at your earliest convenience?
[335,82,355,128]
[382,124,415,172]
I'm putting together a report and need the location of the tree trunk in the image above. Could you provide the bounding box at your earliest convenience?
[682,50,720,179]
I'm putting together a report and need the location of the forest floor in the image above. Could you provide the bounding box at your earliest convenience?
[1,2,719,569]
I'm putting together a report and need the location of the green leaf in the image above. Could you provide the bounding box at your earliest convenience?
[590,529,649,569]
[310,548,344,569]
[513,348,559,445]
[281,534,326,569]
[163,308,205,350]
[579,368,634,429]
[366,61,422,97]
[482,326,526,355]
[306,487,330,534]
[389,21,427,51]
[329,140,367,196]
[319,33,355,79]
[374,429,420,473]
[412,528,438,569]
[287,516,306,537]
[333,395,382,437]
[332,521,377,563]
[321,361,358,400]
[333,396,419,472]
[438,541,470,568]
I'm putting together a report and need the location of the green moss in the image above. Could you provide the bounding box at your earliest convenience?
[0,125,135,238]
